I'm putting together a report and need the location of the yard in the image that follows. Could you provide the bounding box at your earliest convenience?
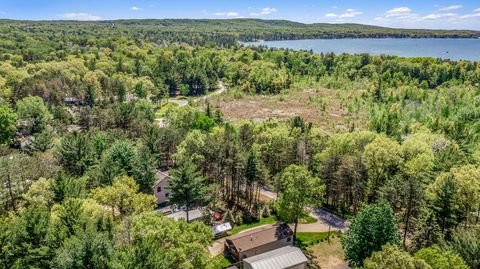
[296,231,341,248]
[228,215,278,235]
[307,236,350,269]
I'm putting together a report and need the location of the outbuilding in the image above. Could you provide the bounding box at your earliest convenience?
[243,246,308,269]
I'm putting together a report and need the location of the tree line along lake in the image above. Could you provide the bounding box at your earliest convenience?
[244,38,480,61]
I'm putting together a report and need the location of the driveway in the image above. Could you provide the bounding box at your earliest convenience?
[309,208,348,232]
[156,81,227,127]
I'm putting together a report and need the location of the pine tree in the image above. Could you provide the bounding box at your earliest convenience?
[169,162,208,222]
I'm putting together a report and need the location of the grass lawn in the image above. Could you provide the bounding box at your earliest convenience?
[212,254,234,268]
[299,215,318,224]
[296,231,341,248]
[228,215,278,235]
[307,236,349,269]
[155,102,179,118]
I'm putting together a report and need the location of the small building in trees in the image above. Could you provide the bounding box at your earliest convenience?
[243,246,308,269]
[152,170,171,205]
[225,224,294,261]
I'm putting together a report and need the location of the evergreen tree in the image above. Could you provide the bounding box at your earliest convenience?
[169,162,208,222]
[342,201,400,267]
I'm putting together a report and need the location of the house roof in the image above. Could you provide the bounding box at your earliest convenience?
[226,224,293,252]
[152,170,171,187]
[243,246,308,269]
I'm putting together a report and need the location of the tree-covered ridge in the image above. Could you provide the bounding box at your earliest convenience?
[0,18,479,50]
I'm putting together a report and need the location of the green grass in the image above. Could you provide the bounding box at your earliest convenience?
[212,254,234,268]
[155,102,179,118]
[296,231,341,248]
[228,215,278,235]
[299,215,318,224]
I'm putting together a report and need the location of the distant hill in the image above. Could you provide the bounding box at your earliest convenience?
[0,18,479,47]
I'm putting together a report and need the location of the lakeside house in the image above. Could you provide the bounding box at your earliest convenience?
[243,246,308,269]
[225,223,294,261]
[152,170,171,205]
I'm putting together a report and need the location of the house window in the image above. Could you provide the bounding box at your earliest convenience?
[165,193,170,198]
[157,186,162,192]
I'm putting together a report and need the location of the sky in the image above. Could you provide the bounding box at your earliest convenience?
[1,0,480,30]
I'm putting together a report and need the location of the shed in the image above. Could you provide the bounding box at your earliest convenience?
[243,246,308,269]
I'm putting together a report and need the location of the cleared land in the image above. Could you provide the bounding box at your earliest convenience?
[308,236,350,269]
[208,87,366,133]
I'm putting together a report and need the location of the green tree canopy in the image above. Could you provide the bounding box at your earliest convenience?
[117,212,214,269]
[364,244,431,269]
[16,96,51,134]
[341,201,400,267]
[168,162,208,222]
[414,245,469,269]
[0,105,16,144]
[276,165,325,239]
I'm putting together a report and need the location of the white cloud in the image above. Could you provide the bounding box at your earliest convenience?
[340,9,362,18]
[59,13,101,21]
[461,12,480,19]
[215,11,239,17]
[374,5,480,27]
[130,6,142,11]
[325,13,338,18]
[439,5,463,11]
[386,7,413,17]
[474,8,480,12]
[260,7,277,15]
[325,8,362,19]
[249,7,277,17]
[423,13,458,20]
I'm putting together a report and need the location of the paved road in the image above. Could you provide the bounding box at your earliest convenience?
[156,82,227,127]
[163,81,227,107]
[167,99,188,106]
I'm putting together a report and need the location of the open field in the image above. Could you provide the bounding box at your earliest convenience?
[208,87,366,133]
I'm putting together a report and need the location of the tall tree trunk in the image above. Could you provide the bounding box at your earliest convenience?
[294,216,299,242]
[6,170,16,212]
[403,198,412,247]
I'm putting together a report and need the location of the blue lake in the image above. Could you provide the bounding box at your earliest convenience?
[244,38,480,61]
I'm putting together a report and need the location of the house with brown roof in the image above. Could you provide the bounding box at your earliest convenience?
[225,223,294,261]
[152,170,171,205]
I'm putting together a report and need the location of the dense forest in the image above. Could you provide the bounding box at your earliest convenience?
[1,18,480,50]
[0,19,479,268]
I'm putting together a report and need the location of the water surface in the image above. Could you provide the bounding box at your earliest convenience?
[244,38,480,61]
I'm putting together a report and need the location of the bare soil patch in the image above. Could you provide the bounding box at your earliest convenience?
[309,237,350,269]
[208,87,366,133]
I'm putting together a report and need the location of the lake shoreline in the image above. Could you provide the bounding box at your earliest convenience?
[242,38,480,61]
